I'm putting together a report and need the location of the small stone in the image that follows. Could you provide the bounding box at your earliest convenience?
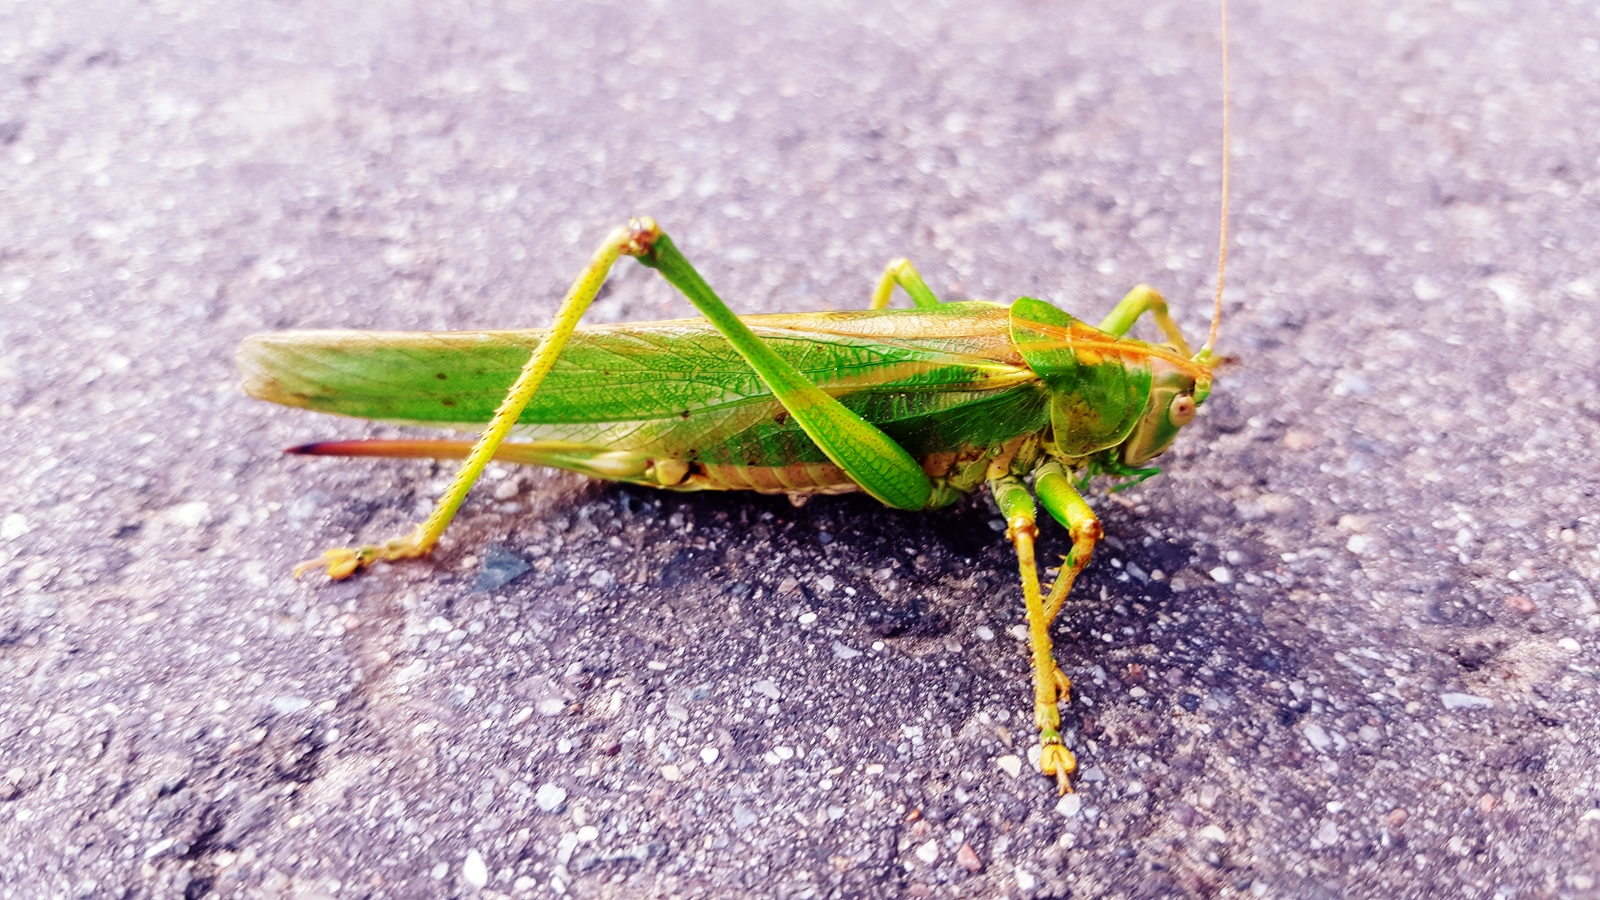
[588,569,615,588]
[462,850,488,889]
[831,641,861,660]
[514,875,537,892]
[1302,723,1331,751]
[1314,821,1339,846]
[956,843,982,872]
[0,513,28,540]
[732,804,758,829]
[1478,793,1496,813]
[864,763,884,776]
[555,833,580,864]
[778,576,799,593]
[534,783,567,813]
[472,545,531,592]
[975,626,995,641]
[661,764,683,782]
[1055,794,1081,817]
[914,839,939,865]
[996,755,1022,779]
[700,747,719,765]
[752,679,781,700]
[1440,692,1494,710]
[575,825,599,843]
[1387,808,1409,828]
[1197,824,1229,844]
[798,611,817,625]
[1007,624,1028,641]
[1559,637,1582,653]
[271,696,311,715]
[1208,566,1233,585]
[1282,430,1317,450]
[1506,595,1537,613]
[536,698,566,717]
[166,501,211,529]
[1128,686,1147,698]
[1015,867,1037,890]
[1345,534,1374,555]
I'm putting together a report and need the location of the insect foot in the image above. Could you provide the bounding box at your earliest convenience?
[1038,738,1077,796]
[292,526,432,580]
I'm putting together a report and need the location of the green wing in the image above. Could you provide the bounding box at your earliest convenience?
[239,302,1048,466]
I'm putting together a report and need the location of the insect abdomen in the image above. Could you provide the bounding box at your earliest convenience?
[669,461,861,496]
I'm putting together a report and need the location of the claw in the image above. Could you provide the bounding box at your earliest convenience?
[291,526,432,580]
[293,546,379,580]
[1053,665,1072,700]
[1039,741,1077,795]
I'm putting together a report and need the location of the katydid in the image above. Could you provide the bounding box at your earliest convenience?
[237,16,1230,797]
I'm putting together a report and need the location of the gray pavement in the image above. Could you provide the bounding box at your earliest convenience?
[3,0,1599,897]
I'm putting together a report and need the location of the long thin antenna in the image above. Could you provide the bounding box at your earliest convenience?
[1202,0,1230,356]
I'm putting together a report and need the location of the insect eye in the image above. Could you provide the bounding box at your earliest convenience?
[1168,394,1197,427]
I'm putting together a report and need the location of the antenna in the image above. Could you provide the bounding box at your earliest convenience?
[1201,0,1230,357]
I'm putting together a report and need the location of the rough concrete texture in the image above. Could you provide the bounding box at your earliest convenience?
[3,0,1599,897]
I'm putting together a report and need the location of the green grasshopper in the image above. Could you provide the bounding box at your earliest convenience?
[238,220,1223,794]
[238,10,1230,796]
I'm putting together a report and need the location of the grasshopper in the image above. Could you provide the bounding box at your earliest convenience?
[237,16,1230,796]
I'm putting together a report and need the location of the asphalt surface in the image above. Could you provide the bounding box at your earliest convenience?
[3,0,1599,897]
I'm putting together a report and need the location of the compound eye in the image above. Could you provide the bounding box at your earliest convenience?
[1168,394,1197,427]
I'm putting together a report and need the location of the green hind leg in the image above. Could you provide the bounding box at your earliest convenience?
[298,218,934,579]
[296,222,656,579]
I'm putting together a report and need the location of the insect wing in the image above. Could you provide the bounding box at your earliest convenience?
[1009,297,1154,458]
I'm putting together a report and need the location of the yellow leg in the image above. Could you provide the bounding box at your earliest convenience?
[869,258,942,310]
[296,219,658,579]
[990,473,1077,794]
